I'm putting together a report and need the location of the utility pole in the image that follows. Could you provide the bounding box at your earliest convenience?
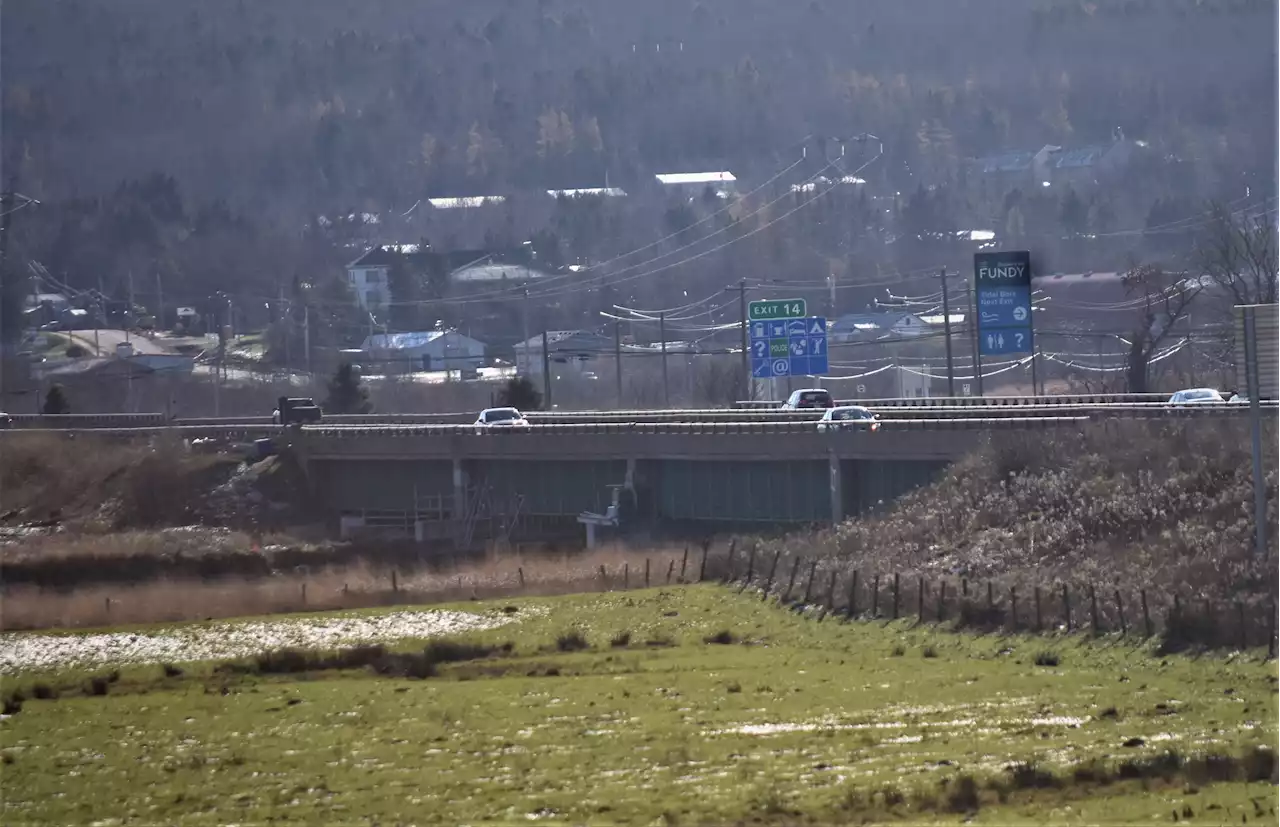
[939,267,955,397]
[614,321,623,408]
[0,179,12,309]
[1030,342,1041,396]
[125,270,133,344]
[1242,305,1267,557]
[737,279,751,400]
[540,330,552,409]
[968,280,984,397]
[95,275,104,355]
[155,271,164,334]
[520,286,531,375]
[126,270,134,411]
[660,311,669,408]
[303,304,312,377]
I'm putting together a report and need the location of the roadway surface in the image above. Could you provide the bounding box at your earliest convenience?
[67,329,171,356]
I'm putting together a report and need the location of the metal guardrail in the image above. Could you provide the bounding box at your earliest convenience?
[734,392,1175,409]
[294,416,1095,437]
[5,401,1272,434]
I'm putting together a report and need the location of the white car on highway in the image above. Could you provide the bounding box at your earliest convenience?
[816,405,880,432]
[474,407,529,433]
[1167,388,1224,406]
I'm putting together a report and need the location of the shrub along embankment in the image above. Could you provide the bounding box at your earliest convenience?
[764,420,1278,608]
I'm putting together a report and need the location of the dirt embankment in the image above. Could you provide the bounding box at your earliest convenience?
[0,432,335,586]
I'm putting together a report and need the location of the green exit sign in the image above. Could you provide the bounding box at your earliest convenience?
[748,298,807,320]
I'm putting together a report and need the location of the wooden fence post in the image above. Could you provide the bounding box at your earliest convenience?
[987,581,994,615]
[871,574,880,618]
[762,551,781,599]
[697,545,709,582]
[104,597,111,617]
[1009,586,1017,629]
[1089,585,1100,636]
[743,544,757,586]
[1062,584,1072,632]
[1141,589,1152,638]
[802,560,818,603]
[666,559,675,585]
[847,571,859,618]
[784,556,802,602]
[1269,600,1276,659]
[1034,586,1042,632]
[826,570,838,610]
[938,581,947,623]
[518,567,525,589]
[599,564,608,587]
[391,570,398,593]
[892,573,900,620]
[721,540,738,584]
[962,578,969,598]
[1204,599,1215,646]
[679,545,689,583]
[1237,602,1247,651]
[301,582,307,606]
[1115,590,1126,636]
[917,577,925,623]
[645,558,651,588]
[624,563,629,590]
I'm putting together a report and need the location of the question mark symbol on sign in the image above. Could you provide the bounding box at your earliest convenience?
[1015,333,1025,348]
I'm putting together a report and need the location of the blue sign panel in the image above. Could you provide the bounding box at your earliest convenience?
[976,286,1033,329]
[979,328,1034,356]
[974,251,1034,356]
[751,316,828,377]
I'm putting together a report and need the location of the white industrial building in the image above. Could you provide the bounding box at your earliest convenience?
[360,331,486,374]
[513,330,613,375]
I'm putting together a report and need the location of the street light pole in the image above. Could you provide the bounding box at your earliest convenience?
[939,267,956,397]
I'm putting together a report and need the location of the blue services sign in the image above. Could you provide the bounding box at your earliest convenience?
[974,250,1034,357]
[750,316,828,378]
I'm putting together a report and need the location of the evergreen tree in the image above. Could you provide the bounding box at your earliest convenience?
[42,384,71,414]
[496,375,542,411]
[324,362,371,414]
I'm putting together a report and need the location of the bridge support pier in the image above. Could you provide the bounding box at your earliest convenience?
[452,458,468,543]
[828,452,843,527]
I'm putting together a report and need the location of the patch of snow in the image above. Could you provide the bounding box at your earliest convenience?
[0,610,519,673]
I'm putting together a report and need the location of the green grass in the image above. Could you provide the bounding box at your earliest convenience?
[2,586,1276,825]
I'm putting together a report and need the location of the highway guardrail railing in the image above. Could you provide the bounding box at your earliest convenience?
[734,392,1173,409]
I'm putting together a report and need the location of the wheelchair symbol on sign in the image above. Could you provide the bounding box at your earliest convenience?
[772,358,790,375]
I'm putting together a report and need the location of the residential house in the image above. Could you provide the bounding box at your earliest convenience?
[829,312,938,342]
[345,244,544,310]
[360,330,486,374]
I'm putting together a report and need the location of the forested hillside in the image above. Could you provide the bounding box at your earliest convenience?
[1,0,1276,341]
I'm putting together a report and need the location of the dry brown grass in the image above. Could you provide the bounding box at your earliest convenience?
[0,431,238,529]
[761,420,1279,612]
[0,545,695,630]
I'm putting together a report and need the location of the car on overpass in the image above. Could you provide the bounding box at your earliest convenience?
[781,388,835,410]
[1167,388,1224,406]
[816,405,880,432]
[474,407,530,433]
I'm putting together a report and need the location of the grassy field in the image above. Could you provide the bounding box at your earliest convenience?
[2,586,1276,825]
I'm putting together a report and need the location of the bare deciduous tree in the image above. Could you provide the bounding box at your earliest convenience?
[1121,262,1203,394]
[1196,201,1278,308]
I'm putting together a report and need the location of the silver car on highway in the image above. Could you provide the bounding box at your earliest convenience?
[816,405,880,432]
[1167,388,1224,406]
[474,407,530,434]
